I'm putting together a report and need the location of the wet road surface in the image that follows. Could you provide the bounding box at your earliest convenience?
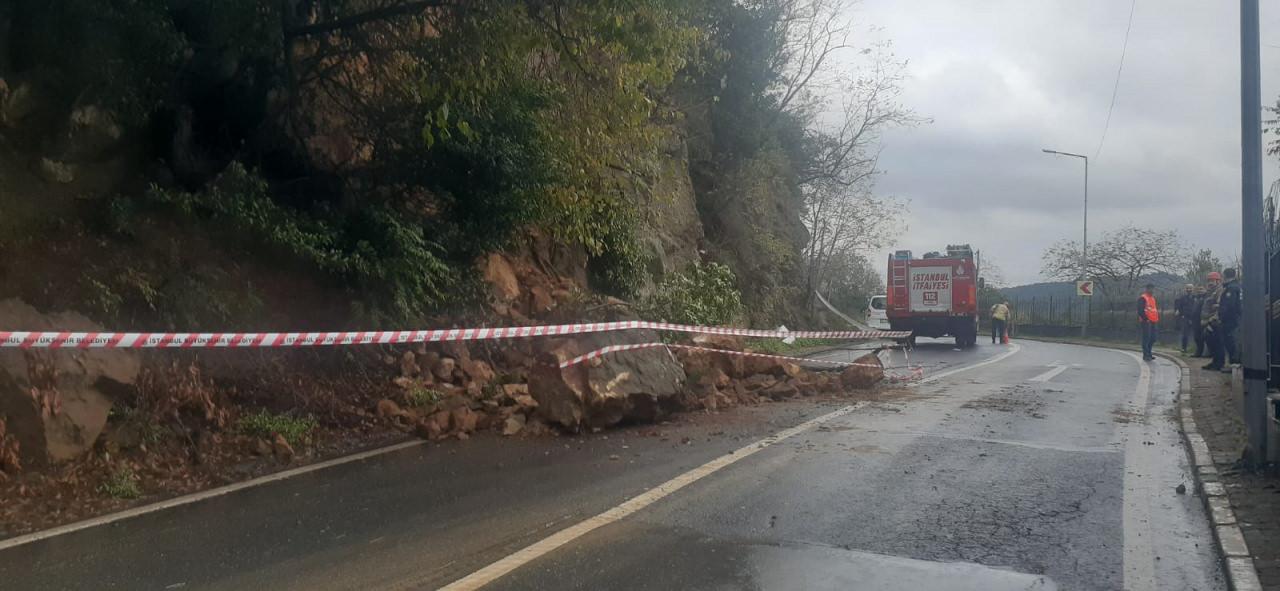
[0,339,1224,590]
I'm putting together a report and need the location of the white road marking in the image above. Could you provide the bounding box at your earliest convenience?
[1119,351,1156,591]
[432,404,866,591]
[1029,361,1069,383]
[919,343,1022,384]
[864,430,1119,454]
[436,344,1023,590]
[0,440,426,552]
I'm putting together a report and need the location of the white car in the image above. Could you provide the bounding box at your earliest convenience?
[866,295,891,330]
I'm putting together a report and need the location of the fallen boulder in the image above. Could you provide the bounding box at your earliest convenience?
[528,331,686,431]
[0,299,140,466]
[840,353,885,389]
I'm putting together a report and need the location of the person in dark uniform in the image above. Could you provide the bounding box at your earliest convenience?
[1218,268,1242,367]
[1173,284,1196,354]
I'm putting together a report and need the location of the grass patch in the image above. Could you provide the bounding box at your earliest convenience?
[743,338,832,355]
[236,410,317,446]
[405,387,445,408]
[99,467,142,499]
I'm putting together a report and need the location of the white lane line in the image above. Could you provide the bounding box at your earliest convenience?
[1029,361,1069,383]
[0,440,426,552]
[866,430,1119,454]
[436,343,1023,591]
[433,404,866,591]
[919,343,1022,384]
[1119,351,1156,591]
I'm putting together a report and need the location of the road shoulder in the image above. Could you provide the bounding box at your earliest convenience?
[1174,355,1265,591]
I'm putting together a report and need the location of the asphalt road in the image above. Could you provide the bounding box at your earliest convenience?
[0,339,1224,590]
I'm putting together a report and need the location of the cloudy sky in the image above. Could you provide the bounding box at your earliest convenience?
[846,0,1280,286]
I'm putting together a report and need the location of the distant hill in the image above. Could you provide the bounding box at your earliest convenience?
[998,272,1185,301]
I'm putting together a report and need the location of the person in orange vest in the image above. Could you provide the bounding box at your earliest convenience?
[1137,283,1159,360]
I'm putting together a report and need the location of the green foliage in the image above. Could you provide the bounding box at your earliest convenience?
[405,387,445,409]
[12,0,187,124]
[99,467,142,499]
[642,262,743,325]
[145,163,454,322]
[236,411,317,446]
[744,337,828,355]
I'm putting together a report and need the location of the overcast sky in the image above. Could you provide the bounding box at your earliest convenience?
[848,0,1280,286]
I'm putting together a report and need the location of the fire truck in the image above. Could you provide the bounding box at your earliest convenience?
[885,245,982,348]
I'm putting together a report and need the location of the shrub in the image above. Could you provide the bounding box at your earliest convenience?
[99,467,142,499]
[405,387,445,408]
[642,262,743,326]
[145,163,455,323]
[236,410,317,446]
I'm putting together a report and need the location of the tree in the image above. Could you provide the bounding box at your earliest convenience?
[1040,225,1187,300]
[1184,249,1223,284]
[798,46,919,304]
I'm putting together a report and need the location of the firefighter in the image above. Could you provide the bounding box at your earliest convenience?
[1201,272,1226,371]
[990,300,1010,344]
[1174,284,1196,354]
[1137,284,1159,361]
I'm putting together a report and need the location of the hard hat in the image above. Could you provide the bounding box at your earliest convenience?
[1207,272,1222,281]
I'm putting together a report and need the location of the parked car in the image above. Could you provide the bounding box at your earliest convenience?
[867,294,890,330]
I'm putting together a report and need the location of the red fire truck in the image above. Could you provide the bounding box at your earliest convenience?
[886,245,982,348]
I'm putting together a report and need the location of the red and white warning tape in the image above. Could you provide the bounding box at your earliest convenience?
[0,322,908,349]
[559,342,902,370]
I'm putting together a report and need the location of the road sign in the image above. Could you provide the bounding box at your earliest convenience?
[1076,280,1094,297]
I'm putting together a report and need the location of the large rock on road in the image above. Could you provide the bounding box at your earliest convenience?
[0,299,139,467]
[528,330,686,431]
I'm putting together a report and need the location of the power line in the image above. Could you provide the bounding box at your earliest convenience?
[1095,0,1137,160]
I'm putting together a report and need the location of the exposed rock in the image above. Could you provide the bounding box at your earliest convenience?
[529,285,555,314]
[399,351,420,377]
[461,359,495,387]
[450,407,478,434]
[375,399,403,419]
[0,299,140,466]
[482,253,521,302]
[440,342,471,364]
[272,433,295,463]
[839,353,885,389]
[1,80,39,126]
[781,362,803,378]
[528,331,686,431]
[37,158,75,184]
[65,104,124,160]
[392,376,415,389]
[252,437,272,456]
[742,374,777,392]
[513,394,538,409]
[502,383,529,397]
[502,414,526,436]
[432,357,457,382]
[762,380,799,400]
[701,368,731,389]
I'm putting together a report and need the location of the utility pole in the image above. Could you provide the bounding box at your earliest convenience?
[1042,148,1090,337]
[1240,0,1269,465]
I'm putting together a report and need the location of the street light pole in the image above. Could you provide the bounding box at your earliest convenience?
[1239,0,1269,465]
[1043,148,1090,337]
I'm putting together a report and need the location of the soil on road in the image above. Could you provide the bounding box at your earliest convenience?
[0,340,1224,590]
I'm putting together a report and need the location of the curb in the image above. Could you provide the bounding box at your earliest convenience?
[1160,352,1263,591]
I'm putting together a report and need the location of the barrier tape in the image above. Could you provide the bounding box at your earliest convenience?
[0,322,909,349]
[559,342,903,372]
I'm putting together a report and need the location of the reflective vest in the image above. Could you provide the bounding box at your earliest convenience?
[1140,293,1159,323]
